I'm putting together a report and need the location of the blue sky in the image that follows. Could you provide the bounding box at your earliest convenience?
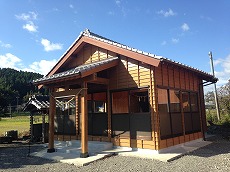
[0,0,230,90]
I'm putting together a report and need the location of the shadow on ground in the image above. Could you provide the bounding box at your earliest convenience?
[181,135,230,159]
[0,142,57,170]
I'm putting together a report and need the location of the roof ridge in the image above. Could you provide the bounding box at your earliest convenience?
[81,29,215,78]
[46,28,216,82]
[82,28,161,60]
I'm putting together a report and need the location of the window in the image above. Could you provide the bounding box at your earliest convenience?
[158,88,204,139]
[95,101,106,113]
[169,90,180,112]
[87,92,107,113]
[158,88,172,139]
[182,91,201,134]
[190,92,198,112]
[130,89,149,113]
[182,92,190,112]
[87,92,108,136]
[111,89,151,140]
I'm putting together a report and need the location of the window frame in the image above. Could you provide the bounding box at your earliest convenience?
[158,87,201,140]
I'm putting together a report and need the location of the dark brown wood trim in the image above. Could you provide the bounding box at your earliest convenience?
[48,88,55,152]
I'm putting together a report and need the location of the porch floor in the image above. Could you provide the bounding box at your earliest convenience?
[31,137,212,166]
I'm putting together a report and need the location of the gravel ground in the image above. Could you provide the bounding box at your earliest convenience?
[0,135,230,172]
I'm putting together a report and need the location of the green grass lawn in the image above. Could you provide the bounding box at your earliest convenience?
[0,115,48,138]
[0,116,30,137]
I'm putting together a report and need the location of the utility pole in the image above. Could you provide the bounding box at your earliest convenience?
[16,97,19,113]
[208,51,220,120]
[9,104,12,118]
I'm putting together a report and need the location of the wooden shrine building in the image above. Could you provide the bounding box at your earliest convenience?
[33,29,217,157]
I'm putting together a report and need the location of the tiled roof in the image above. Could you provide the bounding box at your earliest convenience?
[81,29,215,80]
[33,56,119,84]
[83,29,161,59]
[35,29,217,84]
[23,95,75,111]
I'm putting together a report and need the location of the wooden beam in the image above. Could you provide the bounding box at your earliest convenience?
[47,89,56,153]
[80,82,89,158]
[53,88,82,98]
[83,37,160,67]
[80,59,119,78]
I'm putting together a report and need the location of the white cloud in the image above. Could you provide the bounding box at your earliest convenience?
[213,54,230,87]
[69,4,74,9]
[29,59,57,75]
[15,12,37,21]
[181,23,190,31]
[157,9,176,17]
[41,38,63,52]
[0,53,57,75]
[0,53,21,69]
[172,38,179,44]
[15,11,38,33]
[22,21,38,32]
[114,0,127,16]
[115,0,121,6]
[0,41,11,48]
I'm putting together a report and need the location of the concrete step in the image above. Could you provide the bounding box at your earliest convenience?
[54,140,113,155]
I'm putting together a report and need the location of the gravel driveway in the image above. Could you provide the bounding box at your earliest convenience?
[0,135,230,172]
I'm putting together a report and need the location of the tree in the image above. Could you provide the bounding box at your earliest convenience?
[0,68,46,113]
[218,81,230,115]
[205,80,230,116]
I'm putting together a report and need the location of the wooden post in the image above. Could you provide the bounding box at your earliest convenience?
[47,90,56,153]
[75,95,79,137]
[80,82,89,158]
[30,112,34,142]
[42,114,45,143]
[107,87,112,140]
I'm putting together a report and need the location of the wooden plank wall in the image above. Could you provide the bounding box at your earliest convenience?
[154,62,204,149]
[155,62,199,91]
[66,44,117,69]
[108,56,159,150]
[109,56,152,90]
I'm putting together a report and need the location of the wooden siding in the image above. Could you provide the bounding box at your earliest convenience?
[109,56,151,90]
[63,44,117,70]
[159,131,203,149]
[155,63,200,91]
[54,134,158,150]
[155,62,204,150]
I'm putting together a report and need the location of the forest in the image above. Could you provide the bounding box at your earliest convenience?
[0,68,47,114]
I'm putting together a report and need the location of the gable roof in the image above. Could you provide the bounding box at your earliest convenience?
[46,29,161,77]
[36,29,217,84]
[23,95,76,112]
[34,56,119,85]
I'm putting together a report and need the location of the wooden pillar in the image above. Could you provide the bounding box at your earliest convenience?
[80,82,89,158]
[75,95,79,137]
[107,87,112,140]
[42,114,45,143]
[47,90,56,153]
[199,81,206,141]
[30,112,34,142]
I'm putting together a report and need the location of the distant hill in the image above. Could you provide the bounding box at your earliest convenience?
[0,68,47,113]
